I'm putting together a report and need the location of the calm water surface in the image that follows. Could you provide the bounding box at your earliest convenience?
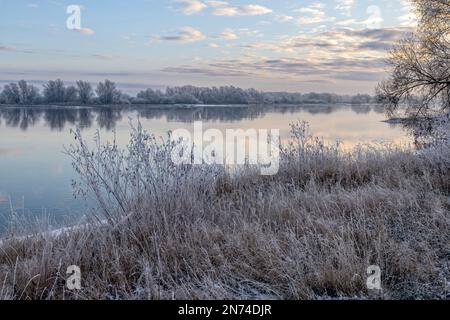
[0,104,410,229]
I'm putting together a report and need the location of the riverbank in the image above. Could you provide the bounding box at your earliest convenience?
[0,123,448,300]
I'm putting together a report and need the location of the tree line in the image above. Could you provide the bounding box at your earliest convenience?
[0,79,126,105]
[0,79,375,106]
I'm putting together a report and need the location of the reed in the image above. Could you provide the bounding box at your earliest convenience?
[0,122,448,300]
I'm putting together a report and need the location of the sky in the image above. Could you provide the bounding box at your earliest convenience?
[0,0,417,94]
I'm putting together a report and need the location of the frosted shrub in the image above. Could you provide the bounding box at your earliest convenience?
[284,121,342,159]
[410,113,450,148]
[65,122,224,226]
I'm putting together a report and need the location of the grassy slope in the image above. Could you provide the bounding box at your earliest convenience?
[0,124,448,300]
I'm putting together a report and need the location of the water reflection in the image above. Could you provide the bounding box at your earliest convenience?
[0,104,384,131]
[0,103,409,230]
[0,107,43,130]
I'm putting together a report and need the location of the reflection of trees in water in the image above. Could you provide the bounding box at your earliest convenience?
[78,108,94,128]
[350,104,372,115]
[289,104,344,115]
[0,107,122,131]
[137,104,352,122]
[44,108,78,131]
[138,106,267,123]
[372,104,385,114]
[0,104,384,131]
[0,108,43,130]
[96,108,122,130]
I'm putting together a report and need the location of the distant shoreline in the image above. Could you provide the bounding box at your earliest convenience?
[0,102,381,109]
[0,81,377,106]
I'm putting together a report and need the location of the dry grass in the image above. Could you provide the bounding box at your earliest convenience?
[0,122,448,300]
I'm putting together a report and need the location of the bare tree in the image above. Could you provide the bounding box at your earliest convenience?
[18,80,40,104]
[1,83,21,104]
[377,0,450,144]
[43,79,66,103]
[96,80,121,105]
[65,85,78,103]
[76,81,93,104]
[0,81,40,104]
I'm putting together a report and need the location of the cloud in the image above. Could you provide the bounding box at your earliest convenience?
[91,54,114,60]
[275,15,294,23]
[162,66,251,77]
[174,1,271,17]
[239,4,272,15]
[159,27,206,43]
[212,4,272,16]
[0,44,16,51]
[268,27,410,56]
[212,6,238,16]
[175,0,207,15]
[295,4,335,25]
[0,44,35,54]
[73,28,95,35]
[206,0,228,7]
[398,0,417,27]
[161,27,412,83]
[335,0,354,16]
[162,55,386,83]
[336,6,384,29]
[216,28,238,40]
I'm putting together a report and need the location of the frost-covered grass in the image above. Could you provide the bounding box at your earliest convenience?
[0,122,448,300]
